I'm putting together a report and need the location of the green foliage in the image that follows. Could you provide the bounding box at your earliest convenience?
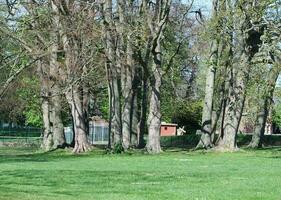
[171,100,202,134]
[273,103,281,129]
[112,142,124,154]
[23,109,42,127]
[0,73,42,127]
[162,94,202,134]
[16,76,42,127]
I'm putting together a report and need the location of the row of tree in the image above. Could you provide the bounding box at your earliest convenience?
[0,0,280,153]
[198,0,281,151]
[1,0,197,153]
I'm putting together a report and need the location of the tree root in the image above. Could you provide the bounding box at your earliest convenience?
[72,142,92,154]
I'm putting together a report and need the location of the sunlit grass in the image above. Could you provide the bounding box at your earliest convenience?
[0,146,281,200]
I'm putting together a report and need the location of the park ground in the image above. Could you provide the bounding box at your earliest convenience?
[0,147,281,200]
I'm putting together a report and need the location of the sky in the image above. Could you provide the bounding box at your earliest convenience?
[183,0,213,14]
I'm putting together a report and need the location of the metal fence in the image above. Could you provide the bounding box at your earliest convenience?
[0,123,109,146]
[0,126,42,145]
[64,123,109,145]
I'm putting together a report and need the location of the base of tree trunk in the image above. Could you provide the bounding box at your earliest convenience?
[145,144,162,154]
[195,143,213,150]
[72,142,92,153]
[247,142,263,149]
[42,134,53,152]
[53,142,68,150]
[195,134,214,150]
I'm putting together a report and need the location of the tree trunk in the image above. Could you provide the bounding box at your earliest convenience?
[146,40,162,154]
[216,1,253,151]
[122,35,135,150]
[66,86,91,153]
[249,109,267,148]
[50,91,65,148]
[103,0,122,149]
[197,69,215,149]
[41,98,53,150]
[196,0,219,149]
[249,62,281,148]
[146,79,162,153]
[217,56,248,151]
[49,15,66,149]
[39,59,65,151]
[110,69,122,148]
[122,89,133,149]
[130,92,139,147]
[197,66,216,149]
[138,76,147,148]
[144,0,171,153]
[38,61,53,151]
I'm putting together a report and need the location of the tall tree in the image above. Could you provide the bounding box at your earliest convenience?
[143,0,172,153]
[196,0,219,149]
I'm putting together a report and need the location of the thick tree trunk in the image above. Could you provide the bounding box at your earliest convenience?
[217,59,247,151]
[49,18,66,149]
[146,41,162,154]
[249,63,280,148]
[38,61,53,151]
[197,43,217,149]
[122,90,133,149]
[196,0,219,149]
[50,91,65,148]
[39,60,65,151]
[249,110,267,148]
[66,86,91,153]
[144,0,171,153]
[41,95,53,151]
[122,37,135,150]
[110,71,122,147]
[216,1,254,151]
[103,0,122,149]
[146,80,162,153]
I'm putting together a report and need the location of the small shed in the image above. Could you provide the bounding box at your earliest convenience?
[160,122,177,136]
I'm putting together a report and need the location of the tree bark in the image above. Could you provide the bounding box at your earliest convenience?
[51,0,91,153]
[138,69,148,148]
[66,86,91,153]
[217,52,248,151]
[38,61,53,151]
[102,0,122,149]
[216,1,248,151]
[49,39,66,149]
[130,91,139,147]
[146,39,162,154]
[144,0,171,153]
[249,62,281,148]
[122,36,135,150]
[47,0,67,149]
[216,0,263,151]
[197,41,217,149]
[196,0,219,149]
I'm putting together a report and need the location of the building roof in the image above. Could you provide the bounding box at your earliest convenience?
[161,122,177,127]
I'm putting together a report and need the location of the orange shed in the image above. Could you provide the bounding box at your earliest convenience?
[160,123,177,136]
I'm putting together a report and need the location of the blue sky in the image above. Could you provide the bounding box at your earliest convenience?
[183,0,212,15]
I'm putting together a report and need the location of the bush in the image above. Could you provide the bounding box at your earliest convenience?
[170,100,202,134]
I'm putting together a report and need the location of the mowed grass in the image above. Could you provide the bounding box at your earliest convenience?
[1,147,281,200]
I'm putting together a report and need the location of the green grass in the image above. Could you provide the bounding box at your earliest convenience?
[1,147,281,200]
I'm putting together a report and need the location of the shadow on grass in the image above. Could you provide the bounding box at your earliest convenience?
[0,147,107,164]
[242,146,281,151]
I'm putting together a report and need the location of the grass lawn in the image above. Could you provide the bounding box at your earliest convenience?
[0,147,281,200]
